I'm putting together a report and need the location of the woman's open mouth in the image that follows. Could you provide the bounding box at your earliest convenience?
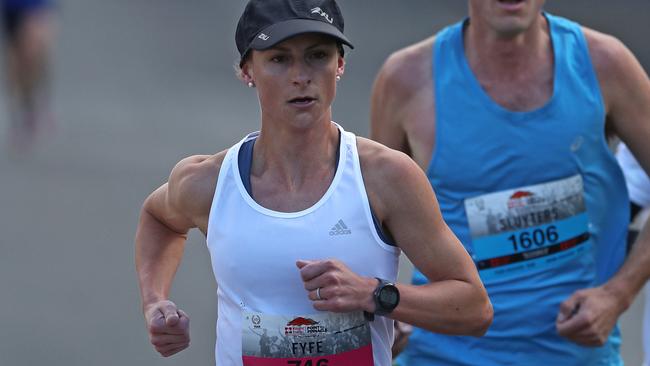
[288,97,317,107]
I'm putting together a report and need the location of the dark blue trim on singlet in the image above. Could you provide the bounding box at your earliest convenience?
[237,134,395,246]
[239,137,255,194]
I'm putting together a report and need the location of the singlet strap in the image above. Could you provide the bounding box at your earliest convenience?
[236,130,395,246]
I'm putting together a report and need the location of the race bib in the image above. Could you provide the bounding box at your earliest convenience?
[464,175,591,281]
[242,311,373,366]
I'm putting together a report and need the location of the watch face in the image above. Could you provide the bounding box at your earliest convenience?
[379,286,399,308]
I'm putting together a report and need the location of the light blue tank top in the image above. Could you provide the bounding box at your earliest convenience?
[405,14,629,366]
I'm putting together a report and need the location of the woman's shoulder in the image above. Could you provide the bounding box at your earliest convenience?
[355,137,437,228]
[356,137,420,177]
[171,150,228,187]
[167,150,229,218]
[356,137,428,198]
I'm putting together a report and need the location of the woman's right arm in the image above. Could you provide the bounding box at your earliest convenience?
[134,154,220,357]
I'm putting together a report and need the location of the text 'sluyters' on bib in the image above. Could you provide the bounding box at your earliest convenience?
[464,175,591,282]
[242,311,374,366]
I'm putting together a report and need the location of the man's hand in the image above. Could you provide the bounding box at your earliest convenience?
[144,300,190,357]
[296,259,377,313]
[555,286,626,347]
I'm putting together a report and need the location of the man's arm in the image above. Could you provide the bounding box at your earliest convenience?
[135,153,220,356]
[370,36,436,170]
[556,29,650,346]
[599,30,650,313]
[370,51,411,153]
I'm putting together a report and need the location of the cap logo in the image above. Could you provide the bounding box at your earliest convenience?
[258,33,270,41]
[311,7,333,24]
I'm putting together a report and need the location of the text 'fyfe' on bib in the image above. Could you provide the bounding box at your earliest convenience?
[242,311,374,366]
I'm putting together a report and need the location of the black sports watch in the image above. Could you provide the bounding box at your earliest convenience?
[372,277,400,316]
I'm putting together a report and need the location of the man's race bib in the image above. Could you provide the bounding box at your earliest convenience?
[242,311,373,366]
[464,175,591,281]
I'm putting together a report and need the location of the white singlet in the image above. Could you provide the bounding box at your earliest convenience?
[616,143,650,207]
[206,124,400,366]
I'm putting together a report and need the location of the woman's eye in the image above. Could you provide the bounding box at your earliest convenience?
[270,55,285,63]
[311,51,327,59]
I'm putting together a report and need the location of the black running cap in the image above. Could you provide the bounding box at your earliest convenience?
[236,0,354,61]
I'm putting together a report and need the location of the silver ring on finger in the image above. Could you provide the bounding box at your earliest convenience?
[316,287,323,300]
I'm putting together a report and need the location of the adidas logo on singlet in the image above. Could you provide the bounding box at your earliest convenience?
[329,219,352,236]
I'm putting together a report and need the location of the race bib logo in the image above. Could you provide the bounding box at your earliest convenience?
[284,317,327,336]
[508,191,540,209]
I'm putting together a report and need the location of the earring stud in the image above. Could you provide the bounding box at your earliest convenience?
[247,81,255,88]
[336,75,341,81]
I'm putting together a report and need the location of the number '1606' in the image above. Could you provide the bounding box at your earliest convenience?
[508,225,559,252]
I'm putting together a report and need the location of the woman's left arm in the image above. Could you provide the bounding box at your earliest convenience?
[360,143,493,336]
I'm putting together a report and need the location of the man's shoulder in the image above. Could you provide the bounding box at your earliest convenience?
[582,26,644,111]
[375,35,436,98]
[582,27,634,82]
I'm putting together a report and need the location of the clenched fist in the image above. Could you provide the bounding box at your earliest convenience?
[296,259,376,313]
[144,300,190,357]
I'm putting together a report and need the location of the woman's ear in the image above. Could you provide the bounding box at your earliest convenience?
[240,61,255,87]
[337,56,345,78]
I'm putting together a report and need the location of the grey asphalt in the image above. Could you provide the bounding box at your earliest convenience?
[0,0,648,365]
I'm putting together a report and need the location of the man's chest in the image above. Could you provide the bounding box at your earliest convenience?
[478,66,555,112]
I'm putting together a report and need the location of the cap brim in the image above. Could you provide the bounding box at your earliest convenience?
[249,18,354,52]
